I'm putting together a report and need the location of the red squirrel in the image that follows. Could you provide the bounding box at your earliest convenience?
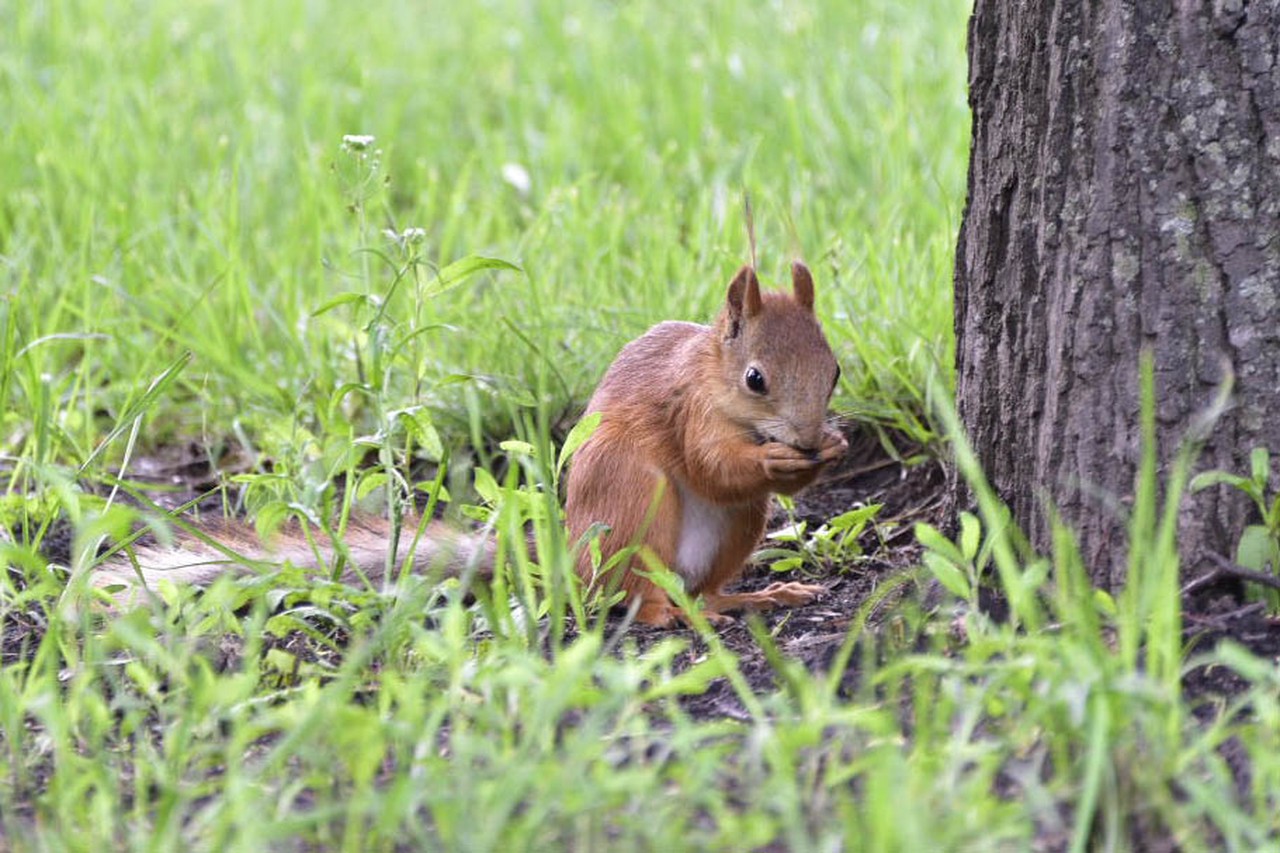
[565,261,846,625]
[94,261,847,627]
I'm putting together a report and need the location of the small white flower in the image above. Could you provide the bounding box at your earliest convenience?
[384,227,427,249]
[501,162,531,195]
[342,134,376,152]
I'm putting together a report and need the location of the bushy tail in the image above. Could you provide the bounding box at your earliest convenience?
[92,514,497,602]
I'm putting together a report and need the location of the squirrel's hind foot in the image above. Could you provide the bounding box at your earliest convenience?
[702,581,825,617]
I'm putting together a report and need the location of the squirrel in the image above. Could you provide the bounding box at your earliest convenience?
[565,261,846,626]
[92,261,847,627]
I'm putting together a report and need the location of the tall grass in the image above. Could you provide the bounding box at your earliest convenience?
[5,364,1277,849]
[915,360,1280,849]
[2,0,964,475]
[3,0,1277,850]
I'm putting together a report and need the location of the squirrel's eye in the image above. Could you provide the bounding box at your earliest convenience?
[745,366,767,395]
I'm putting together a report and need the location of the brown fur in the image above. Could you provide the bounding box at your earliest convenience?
[97,262,846,627]
[564,262,846,626]
[94,514,494,603]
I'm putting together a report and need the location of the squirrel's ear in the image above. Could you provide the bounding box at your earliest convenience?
[725,265,763,330]
[791,261,815,312]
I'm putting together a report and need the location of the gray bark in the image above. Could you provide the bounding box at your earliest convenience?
[955,0,1280,587]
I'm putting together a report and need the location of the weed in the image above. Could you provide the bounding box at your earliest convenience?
[1190,447,1280,612]
[763,498,884,573]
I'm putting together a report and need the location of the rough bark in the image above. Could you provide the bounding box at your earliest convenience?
[955,0,1280,587]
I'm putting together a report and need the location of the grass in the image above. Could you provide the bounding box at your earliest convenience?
[3,0,961,463]
[2,0,1279,850]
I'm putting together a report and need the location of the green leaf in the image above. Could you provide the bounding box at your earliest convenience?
[1251,447,1271,489]
[352,433,386,450]
[829,503,883,531]
[329,382,373,415]
[390,406,443,460]
[1236,525,1280,612]
[557,412,601,479]
[915,522,964,567]
[958,512,981,562]
[473,467,501,505]
[412,481,451,503]
[1235,525,1276,572]
[254,501,290,541]
[753,547,801,561]
[1022,557,1051,590]
[1188,470,1251,494]
[458,504,491,522]
[923,551,970,598]
[1267,493,1280,532]
[424,255,520,298]
[500,439,536,457]
[767,522,806,542]
[356,471,388,501]
[285,502,323,528]
[310,291,369,317]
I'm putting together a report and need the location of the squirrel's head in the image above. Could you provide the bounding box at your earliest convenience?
[713,261,840,452]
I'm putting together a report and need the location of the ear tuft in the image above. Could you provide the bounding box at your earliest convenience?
[791,260,815,312]
[725,265,763,336]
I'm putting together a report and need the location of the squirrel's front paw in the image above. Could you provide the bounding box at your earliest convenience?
[761,442,819,478]
[818,425,848,463]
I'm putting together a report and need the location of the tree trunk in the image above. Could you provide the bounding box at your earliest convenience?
[955,0,1280,588]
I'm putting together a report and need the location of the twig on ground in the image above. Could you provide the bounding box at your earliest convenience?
[1181,567,1230,598]
[1184,602,1266,632]
[1197,552,1280,594]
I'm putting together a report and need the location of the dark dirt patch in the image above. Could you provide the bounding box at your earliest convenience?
[1179,591,1280,804]
[126,440,249,501]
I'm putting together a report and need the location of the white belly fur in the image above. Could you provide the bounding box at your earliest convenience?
[675,482,733,590]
